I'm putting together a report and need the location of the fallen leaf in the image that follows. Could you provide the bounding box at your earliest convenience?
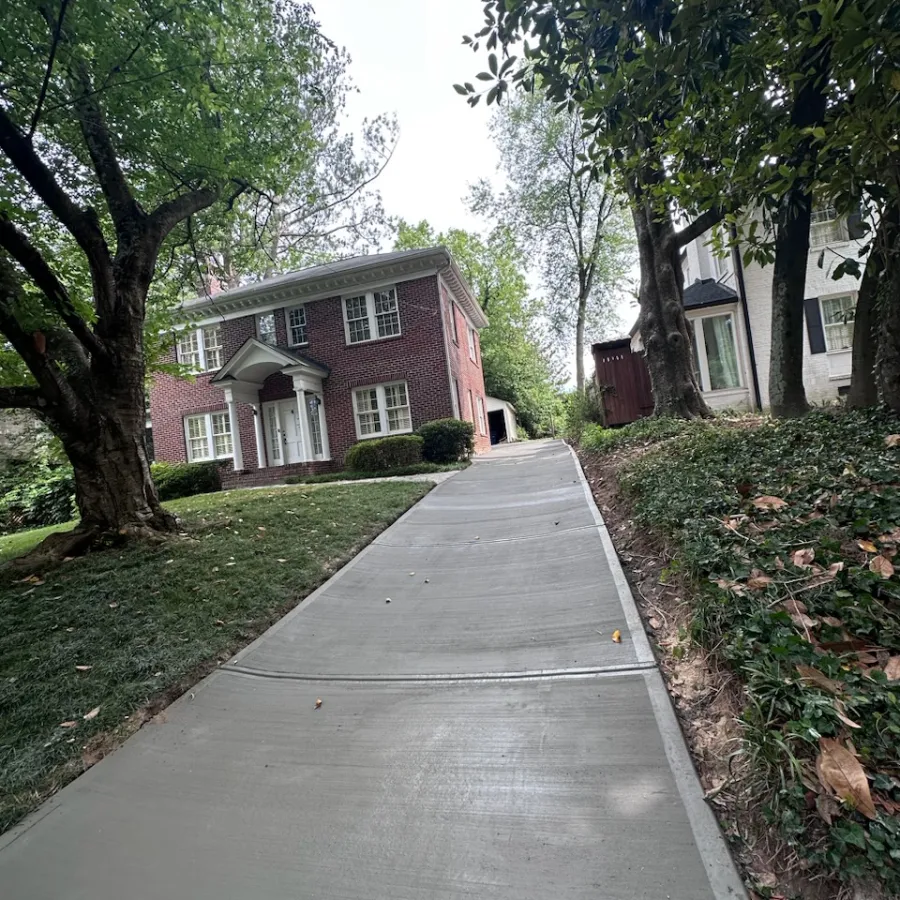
[834,706,862,730]
[715,578,747,596]
[752,495,788,511]
[783,597,808,615]
[857,539,878,553]
[314,698,322,709]
[791,547,815,569]
[816,737,876,820]
[747,573,774,590]
[108,602,118,609]
[796,664,843,695]
[822,616,843,628]
[869,555,894,579]
[74,665,92,672]
[884,657,900,681]
[59,721,77,728]
[612,629,622,643]
[885,434,900,448]
[19,574,44,585]
[277,559,287,563]
[648,617,662,630]
[408,572,415,576]
[83,706,100,721]
[816,793,841,826]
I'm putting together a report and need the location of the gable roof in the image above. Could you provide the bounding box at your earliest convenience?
[184,247,489,328]
[210,338,329,386]
[683,278,739,310]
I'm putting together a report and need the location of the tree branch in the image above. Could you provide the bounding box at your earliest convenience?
[0,216,106,357]
[29,0,71,138]
[148,186,220,241]
[675,207,724,248]
[0,385,47,410]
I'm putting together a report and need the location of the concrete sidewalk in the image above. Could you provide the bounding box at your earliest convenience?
[0,440,746,899]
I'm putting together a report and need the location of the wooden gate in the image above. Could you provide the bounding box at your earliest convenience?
[591,339,654,426]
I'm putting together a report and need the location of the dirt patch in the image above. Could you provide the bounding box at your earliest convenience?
[578,447,859,900]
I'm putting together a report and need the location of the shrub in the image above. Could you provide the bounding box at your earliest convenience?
[151,461,221,501]
[343,435,424,472]
[0,462,76,532]
[417,418,474,463]
[563,384,606,441]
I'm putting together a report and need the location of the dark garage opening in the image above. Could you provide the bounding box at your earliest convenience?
[488,409,507,445]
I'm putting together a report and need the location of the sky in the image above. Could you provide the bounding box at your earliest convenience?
[312,0,637,379]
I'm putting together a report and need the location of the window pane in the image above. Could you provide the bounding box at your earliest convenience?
[202,325,223,370]
[355,388,381,435]
[177,331,201,371]
[211,412,233,457]
[821,296,855,351]
[258,313,277,345]
[346,296,371,343]
[288,307,307,345]
[374,289,400,337]
[265,405,281,461]
[702,316,741,391]
[186,415,209,461]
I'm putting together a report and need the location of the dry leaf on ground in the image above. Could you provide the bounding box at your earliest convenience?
[885,434,900,448]
[869,555,895,579]
[752,495,788,511]
[791,547,815,569]
[857,539,878,553]
[83,706,101,721]
[59,721,77,728]
[796,664,843,695]
[314,698,322,709]
[612,629,622,643]
[883,657,900,682]
[816,737,876,820]
[747,572,774,590]
[816,793,841,825]
[74,665,92,672]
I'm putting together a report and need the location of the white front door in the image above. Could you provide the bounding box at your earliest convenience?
[264,400,304,465]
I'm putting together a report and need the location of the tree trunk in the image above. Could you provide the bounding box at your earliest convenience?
[877,214,900,411]
[575,293,586,391]
[768,191,813,418]
[631,191,711,419]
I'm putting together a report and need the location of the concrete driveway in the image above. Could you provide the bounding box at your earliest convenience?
[0,440,745,899]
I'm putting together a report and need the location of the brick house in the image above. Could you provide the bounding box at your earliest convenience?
[149,248,491,486]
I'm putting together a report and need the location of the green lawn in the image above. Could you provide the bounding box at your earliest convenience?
[0,481,429,834]
[284,460,468,484]
[0,522,74,563]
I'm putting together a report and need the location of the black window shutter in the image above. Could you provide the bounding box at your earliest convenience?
[804,298,827,354]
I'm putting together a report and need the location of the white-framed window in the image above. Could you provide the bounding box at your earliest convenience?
[343,286,401,344]
[184,411,233,462]
[690,312,742,392]
[449,302,459,344]
[468,388,476,426]
[352,381,412,439]
[452,377,461,418]
[257,312,277,345]
[287,306,307,346]
[810,205,847,248]
[476,396,487,436]
[467,326,477,362]
[820,294,855,352]
[176,325,224,372]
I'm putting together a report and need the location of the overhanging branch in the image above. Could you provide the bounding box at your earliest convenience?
[148,186,220,241]
[675,207,725,249]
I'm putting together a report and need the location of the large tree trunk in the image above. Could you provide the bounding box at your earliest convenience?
[631,190,711,419]
[575,293,586,391]
[877,216,900,411]
[768,192,813,418]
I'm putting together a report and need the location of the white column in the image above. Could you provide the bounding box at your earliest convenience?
[317,393,330,460]
[294,386,311,462]
[251,404,266,468]
[227,399,243,471]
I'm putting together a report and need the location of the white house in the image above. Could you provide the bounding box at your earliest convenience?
[631,207,867,411]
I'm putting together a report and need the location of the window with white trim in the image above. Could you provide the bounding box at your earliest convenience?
[467,326,477,362]
[257,313,277,345]
[468,388,476,426]
[820,294,855,352]
[476,396,487,436]
[352,381,412,438]
[184,411,233,462]
[449,302,459,343]
[287,306,307,346]
[176,325,224,372]
[343,287,401,344]
[689,312,742,392]
[810,205,846,248]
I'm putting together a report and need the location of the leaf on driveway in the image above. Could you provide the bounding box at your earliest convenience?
[869,555,894,579]
[752,495,788,511]
[83,706,101,721]
[796,664,843,695]
[815,738,876,820]
[612,629,622,643]
[791,548,815,569]
[314,698,322,709]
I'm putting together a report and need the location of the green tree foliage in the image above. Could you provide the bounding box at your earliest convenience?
[395,220,563,436]
[0,0,345,548]
[469,93,634,390]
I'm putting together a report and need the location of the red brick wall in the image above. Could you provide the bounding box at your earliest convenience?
[149,274,469,469]
[440,280,491,454]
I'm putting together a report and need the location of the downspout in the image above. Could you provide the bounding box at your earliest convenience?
[436,270,458,418]
[731,224,763,410]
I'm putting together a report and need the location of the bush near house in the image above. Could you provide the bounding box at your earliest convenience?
[151,461,222,502]
[344,434,424,472]
[0,463,76,533]
[580,409,900,894]
[417,418,474,463]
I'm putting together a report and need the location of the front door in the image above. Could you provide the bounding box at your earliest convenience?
[264,400,304,465]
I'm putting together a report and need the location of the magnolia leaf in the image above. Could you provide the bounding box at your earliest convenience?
[791,548,815,569]
[752,495,787,511]
[796,664,843,695]
[869,555,895,579]
[816,738,876,820]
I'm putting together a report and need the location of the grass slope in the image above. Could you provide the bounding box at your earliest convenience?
[0,481,429,833]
